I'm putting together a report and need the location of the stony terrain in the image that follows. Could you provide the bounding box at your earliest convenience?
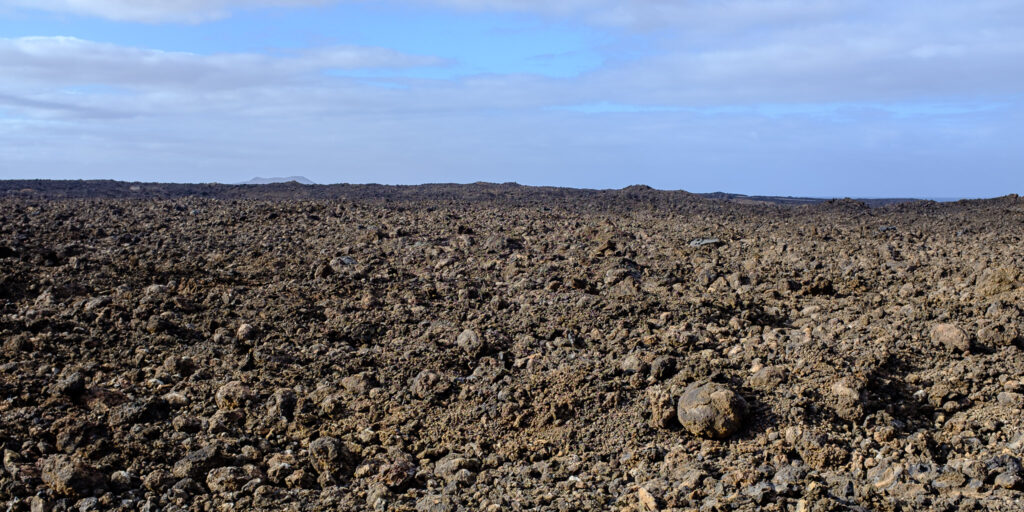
[1,183,1023,511]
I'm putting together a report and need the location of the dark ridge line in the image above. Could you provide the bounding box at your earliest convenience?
[0,179,1016,209]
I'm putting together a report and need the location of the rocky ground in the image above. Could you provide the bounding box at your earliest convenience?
[1,183,1023,511]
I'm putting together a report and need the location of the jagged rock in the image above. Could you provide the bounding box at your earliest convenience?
[650,356,677,380]
[39,455,106,497]
[828,376,865,421]
[411,370,450,400]
[172,445,223,479]
[206,466,248,493]
[143,469,175,493]
[267,388,297,419]
[215,381,255,410]
[51,371,86,397]
[647,386,677,429]
[689,238,723,248]
[308,436,354,485]
[433,454,480,482]
[931,323,970,352]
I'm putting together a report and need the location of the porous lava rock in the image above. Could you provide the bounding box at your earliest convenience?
[3,182,1024,511]
[676,382,748,439]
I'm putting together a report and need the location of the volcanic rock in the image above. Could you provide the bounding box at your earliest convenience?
[39,455,106,497]
[676,382,747,439]
[3,183,1024,510]
[215,381,255,410]
[206,466,249,493]
[456,329,484,356]
[931,323,970,352]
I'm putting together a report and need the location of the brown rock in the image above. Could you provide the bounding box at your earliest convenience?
[308,436,354,484]
[39,455,106,497]
[676,382,747,439]
[931,323,970,352]
[646,386,677,429]
[829,377,865,421]
[638,487,660,511]
[456,329,484,356]
[215,380,255,410]
[206,466,249,493]
[143,469,175,492]
[236,323,257,341]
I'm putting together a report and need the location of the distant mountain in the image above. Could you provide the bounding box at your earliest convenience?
[239,176,314,185]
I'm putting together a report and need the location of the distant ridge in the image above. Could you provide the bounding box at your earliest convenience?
[0,180,1012,209]
[238,176,314,185]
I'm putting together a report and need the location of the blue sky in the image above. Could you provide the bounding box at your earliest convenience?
[0,1,1022,197]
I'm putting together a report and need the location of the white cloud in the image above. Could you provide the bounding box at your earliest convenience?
[3,0,1024,119]
[413,0,866,31]
[587,32,1024,105]
[1,2,1023,195]
[0,36,441,90]
[5,0,1024,37]
[0,36,446,120]
[0,0,877,26]
[1,0,330,23]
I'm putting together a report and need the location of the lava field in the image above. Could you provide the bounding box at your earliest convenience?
[1,182,1023,511]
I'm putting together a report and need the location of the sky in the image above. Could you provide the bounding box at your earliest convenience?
[0,1,1022,197]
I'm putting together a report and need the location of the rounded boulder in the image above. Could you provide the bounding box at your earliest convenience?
[676,382,747,439]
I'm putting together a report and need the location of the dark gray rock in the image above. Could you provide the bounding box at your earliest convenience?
[267,389,297,420]
[309,436,354,484]
[52,371,86,398]
[416,495,453,512]
[650,356,677,380]
[330,256,357,273]
[172,445,223,479]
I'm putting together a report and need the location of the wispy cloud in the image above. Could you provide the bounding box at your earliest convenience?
[0,0,331,23]
[0,36,442,89]
[0,0,879,26]
[0,1,1022,195]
